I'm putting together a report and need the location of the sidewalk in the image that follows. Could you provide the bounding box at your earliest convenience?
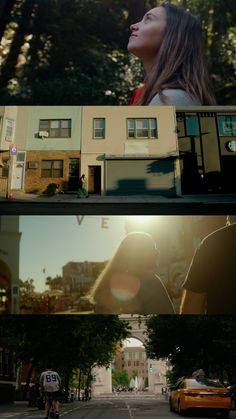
[0,401,38,416]
[0,400,83,418]
[1,190,236,203]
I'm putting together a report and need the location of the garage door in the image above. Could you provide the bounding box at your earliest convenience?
[106,159,176,196]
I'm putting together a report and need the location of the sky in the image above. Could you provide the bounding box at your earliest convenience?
[124,338,143,348]
[20,215,153,292]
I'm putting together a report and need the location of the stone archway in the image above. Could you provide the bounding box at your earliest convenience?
[91,315,168,396]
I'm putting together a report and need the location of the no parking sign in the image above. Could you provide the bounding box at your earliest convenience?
[9,144,17,156]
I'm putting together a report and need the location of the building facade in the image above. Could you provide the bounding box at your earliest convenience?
[0,106,82,196]
[1,106,235,198]
[81,106,181,196]
[115,346,148,384]
[62,261,106,296]
[0,216,21,314]
[0,347,17,403]
[177,107,236,194]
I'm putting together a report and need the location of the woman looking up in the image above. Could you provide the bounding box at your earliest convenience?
[128,2,216,106]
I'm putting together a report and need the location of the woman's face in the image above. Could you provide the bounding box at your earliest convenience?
[128,7,167,62]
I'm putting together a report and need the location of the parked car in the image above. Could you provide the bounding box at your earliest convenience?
[169,377,231,417]
[228,384,236,410]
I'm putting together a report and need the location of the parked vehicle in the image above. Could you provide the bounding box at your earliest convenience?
[169,377,231,417]
[228,384,236,410]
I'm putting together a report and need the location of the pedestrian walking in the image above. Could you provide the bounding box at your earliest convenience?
[180,220,236,314]
[77,174,88,198]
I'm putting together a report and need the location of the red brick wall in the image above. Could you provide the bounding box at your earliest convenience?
[25,150,80,193]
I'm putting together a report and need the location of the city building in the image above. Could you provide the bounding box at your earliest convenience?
[1,106,236,198]
[62,261,106,296]
[81,106,180,196]
[94,316,169,395]
[0,347,17,403]
[177,107,236,194]
[0,106,18,197]
[0,216,21,313]
[0,106,82,196]
[116,346,148,384]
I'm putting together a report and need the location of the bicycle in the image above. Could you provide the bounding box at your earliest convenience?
[45,393,59,419]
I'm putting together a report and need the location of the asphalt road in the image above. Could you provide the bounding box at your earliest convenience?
[1,397,236,419]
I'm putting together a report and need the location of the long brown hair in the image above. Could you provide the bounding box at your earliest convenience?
[88,232,158,306]
[137,2,216,105]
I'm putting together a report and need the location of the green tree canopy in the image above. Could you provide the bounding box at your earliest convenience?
[0,315,131,396]
[145,315,236,384]
[112,369,129,387]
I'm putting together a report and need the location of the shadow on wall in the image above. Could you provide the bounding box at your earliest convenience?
[106,178,177,196]
[146,158,175,175]
[106,159,179,196]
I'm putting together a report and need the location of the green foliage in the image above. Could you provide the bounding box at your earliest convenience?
[145,316,236,384]
[45,275,63,290]
[19,278,35,294]
[112,369,129,387]
[0,0,235,104]
[0,315,131,386]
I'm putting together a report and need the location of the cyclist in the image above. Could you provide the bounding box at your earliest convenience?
[40,366,61,419]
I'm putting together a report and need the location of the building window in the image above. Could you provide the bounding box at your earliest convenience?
[0,159,9,178]
[127,118,157,139]
[16,151,26,163]
[124,352,129,361]
[5,119,15,141]
[41,160,63,178]
[134,352,139,361]
[0,349,3,375]
[4,351,9,376]
[39,119,71,138]
[185,114,200,136]
[217,115,236,136]
[93,118,105,139]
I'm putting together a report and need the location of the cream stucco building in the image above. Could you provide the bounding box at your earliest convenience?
[81,106,181,196]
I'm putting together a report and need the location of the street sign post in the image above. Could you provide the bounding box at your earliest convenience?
[9,144,17,156]
[7,144,17,198]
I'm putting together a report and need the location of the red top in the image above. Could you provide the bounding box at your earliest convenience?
[130,84,145,105]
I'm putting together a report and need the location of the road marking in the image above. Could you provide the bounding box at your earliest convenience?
[125,401,133,419]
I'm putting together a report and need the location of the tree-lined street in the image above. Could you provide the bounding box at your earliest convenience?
[1,396,236,419]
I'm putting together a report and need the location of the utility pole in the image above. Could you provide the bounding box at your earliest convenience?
[7,144,17,199]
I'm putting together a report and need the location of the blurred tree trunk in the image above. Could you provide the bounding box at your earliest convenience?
[0,0,38,88]
[0,0,17,41]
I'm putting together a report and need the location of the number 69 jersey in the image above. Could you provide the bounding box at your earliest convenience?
[40,370,61,392]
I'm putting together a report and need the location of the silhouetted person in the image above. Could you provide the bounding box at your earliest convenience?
[88,232,175,314]
[180,222,236,314]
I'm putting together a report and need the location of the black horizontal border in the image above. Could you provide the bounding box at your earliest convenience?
[0,202,236,216]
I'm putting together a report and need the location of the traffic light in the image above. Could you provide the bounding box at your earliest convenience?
[149,366,153,373]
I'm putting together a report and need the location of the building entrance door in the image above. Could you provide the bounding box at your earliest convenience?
[88,166,101,194]
[179,152,201,194]
[12,163,24,189]
[68,158,80,191]
[221,156,236,193]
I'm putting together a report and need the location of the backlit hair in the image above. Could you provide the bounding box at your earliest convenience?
[137,2,216,105]
[88,232,158,305]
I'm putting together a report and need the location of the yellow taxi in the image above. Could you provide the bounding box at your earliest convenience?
[169,377,232,417]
